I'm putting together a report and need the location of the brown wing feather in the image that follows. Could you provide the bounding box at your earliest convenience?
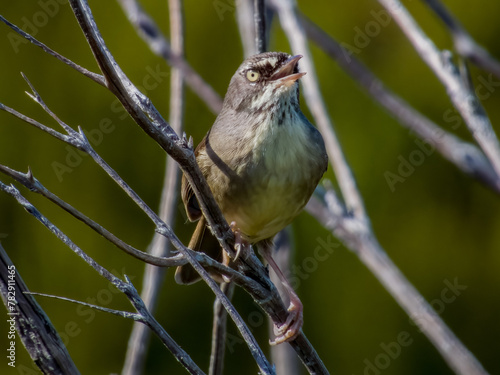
[181,135,208,222]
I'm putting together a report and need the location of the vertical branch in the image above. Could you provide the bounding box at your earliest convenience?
[236,0,257,56]
[209,282,235,375]
[254,0,267,53]
[122,1,186,374]
[268,229,300,375]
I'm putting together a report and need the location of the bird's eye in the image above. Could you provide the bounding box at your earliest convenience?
[246,70,260,82]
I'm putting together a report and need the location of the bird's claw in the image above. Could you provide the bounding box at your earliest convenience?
[270,300,303,345]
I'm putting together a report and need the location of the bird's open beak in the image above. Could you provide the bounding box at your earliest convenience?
[271,55,306,87]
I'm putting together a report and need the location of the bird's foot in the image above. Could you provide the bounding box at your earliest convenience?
[270,298,303,345]
[230,221,249,261]
[220,222,250,283]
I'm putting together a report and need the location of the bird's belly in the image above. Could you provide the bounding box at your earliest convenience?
[223,180,307,243]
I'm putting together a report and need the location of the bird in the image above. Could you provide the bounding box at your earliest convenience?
[175,51,328,344]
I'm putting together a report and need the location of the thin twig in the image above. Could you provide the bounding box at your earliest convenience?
[298,14,500,193]
[423,0,500,80]
[116,0,222,114]
[378,0,500,182]
[26,292,145,322]
[0,15,105,86]
[123,0,186,373]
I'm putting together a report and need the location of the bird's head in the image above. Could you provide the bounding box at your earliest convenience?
[223,52,305,114]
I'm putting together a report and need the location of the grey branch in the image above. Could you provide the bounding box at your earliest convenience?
[423,0,500,80]
[254,0,267,53]
[0,244,81,375]
[298,14,500,193]
[209,282,235,375]
[116,0,222,114]
[236,0,257,57]
[26,292,145,322]
[378,0,500,183]
[307,192,488,375]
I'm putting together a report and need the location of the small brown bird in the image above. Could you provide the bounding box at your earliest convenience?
[175,52,328,344]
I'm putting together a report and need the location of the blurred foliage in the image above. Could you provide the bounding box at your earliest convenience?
[1,0,500,374]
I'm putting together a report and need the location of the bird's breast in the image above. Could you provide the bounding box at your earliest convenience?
[215,112,326,242]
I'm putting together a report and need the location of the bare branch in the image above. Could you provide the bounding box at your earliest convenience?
[269,229,300,375]
[236,0,257,57]
[116,0,222,114]
[423,0,500,80]
[254,0,267,53]
[0,15,105,86]
[209,282,235,375]
[298,14,500,193]
[306,192,488,375]
[0,244,81,375]
[26,292,145,322]
[378,0,500,181]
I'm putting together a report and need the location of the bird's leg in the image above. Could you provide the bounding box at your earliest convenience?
[259,243,303,345]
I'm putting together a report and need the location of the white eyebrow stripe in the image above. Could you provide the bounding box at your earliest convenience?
[266,57,278,67]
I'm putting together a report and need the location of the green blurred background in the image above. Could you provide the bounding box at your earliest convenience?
[1,0,500,374]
